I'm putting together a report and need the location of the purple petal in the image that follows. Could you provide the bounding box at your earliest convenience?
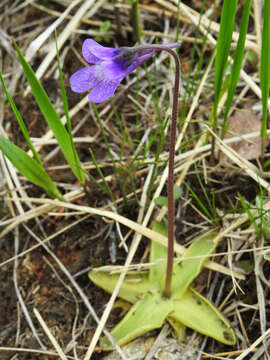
[100,60,128,80]
[99,51,154,82]
[88,79,121,103]
[106,50,155,80]
[70,66,103,93]
[82,39,116,63]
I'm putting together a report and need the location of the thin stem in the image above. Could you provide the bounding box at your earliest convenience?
[136,45,181,298]
[163,49,180,298]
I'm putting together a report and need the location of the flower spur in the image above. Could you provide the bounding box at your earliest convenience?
[70,39,181,103]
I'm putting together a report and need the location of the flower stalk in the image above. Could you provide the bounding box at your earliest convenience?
[162,48,180,298]
[111,44,180,298]
[136,45,180,298]
[70,40,181,297]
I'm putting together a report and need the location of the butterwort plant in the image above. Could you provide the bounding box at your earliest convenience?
[70,39,236,348]
[70,38,181,298]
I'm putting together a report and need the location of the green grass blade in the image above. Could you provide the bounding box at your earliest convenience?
[194,166,218,223]
[92,103,127,206]
[184,181,213,221]
[146,117,168,202]
[213,0,238,122]
[88,147,115,202]
[14,43,84,184]
[221,0,252,138]
[54,33,85,184]
[0,135,63,200]
[238,193,260,238]
[0,71,43,168]
[260,0,270,159]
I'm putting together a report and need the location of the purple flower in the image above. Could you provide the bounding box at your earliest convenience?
[70,39,181,103]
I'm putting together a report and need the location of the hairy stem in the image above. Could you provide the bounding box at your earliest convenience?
[137,45,181,297]
[163,49,180,298]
